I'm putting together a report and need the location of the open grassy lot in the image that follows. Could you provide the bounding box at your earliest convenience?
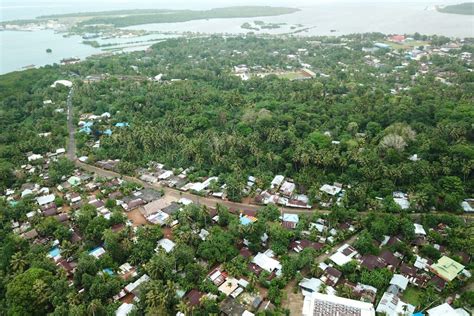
[402,286,423,308]
[382,40,430,50]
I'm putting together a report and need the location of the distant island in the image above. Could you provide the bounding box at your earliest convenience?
[36,6,300,28]
[437,2,474,15]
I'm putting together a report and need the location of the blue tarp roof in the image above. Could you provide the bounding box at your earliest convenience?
[103,268,114,275]
[115,122,129,127]
[240,215,253,226]
[79,127,92,134]
[49,247,60,257]
[282,213,299,223]
[103,129,112,136]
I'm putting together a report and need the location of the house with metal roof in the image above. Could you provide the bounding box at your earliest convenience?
[430,256,465,281]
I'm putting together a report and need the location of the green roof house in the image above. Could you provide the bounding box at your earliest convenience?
[430,256,465,281]
[68,176,81,187]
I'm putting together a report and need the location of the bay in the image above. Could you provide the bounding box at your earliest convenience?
[1,0,473,75]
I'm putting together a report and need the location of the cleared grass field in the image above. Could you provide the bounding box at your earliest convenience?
[382,40,430,50]
[402,286,423,307]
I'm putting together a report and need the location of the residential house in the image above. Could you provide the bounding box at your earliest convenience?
[218,277,239,297]
[156,238,176,253]
[353,283,377,303]
[387,274,409,296]
[393,192,410,210]
[380,250,401,271]
[36,194,55,206]
[320,184,342,196]
[414,223,426,236]
[124,274,150,296]
[321,266,342,286]
[282,213,299,229]
[116,303,134,316]
[290,240,324,253]
[279,181,295,197]
[426,303,469,316]
[376,292,415,316]
[299,278,323,296]
[270,175,285,190]
[429,256,465,282]
[184,289,205,307]
[220,297,248,316]
[139,199,170,217]
[360,254,386,271]
[252,252,282,277]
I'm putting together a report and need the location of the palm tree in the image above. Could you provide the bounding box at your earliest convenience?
[177,301,191,315]
[310,262,323,278]
[10,252,27,273]
[145,282,167,310]
[248,273,258,289]
[61,240,76,260]
[33,279,50,306]
[87,299,103,316]
[320,283,328,294]
[337,285,354,299]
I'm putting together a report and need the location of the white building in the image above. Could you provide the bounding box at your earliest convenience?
[376,292,415,316]
[252,252,282,276]
[271,175,285,190]
[36,194,55,206]
[156,238,176,253]
[427,303,469,316]
[414,223,426,236]
[320,184,342,196]
[302,292,375,316]
[116,303,134,316]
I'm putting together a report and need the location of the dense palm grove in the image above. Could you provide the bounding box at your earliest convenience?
[0,33,473,315]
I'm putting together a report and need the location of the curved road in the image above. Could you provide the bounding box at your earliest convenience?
[66,86,473,219]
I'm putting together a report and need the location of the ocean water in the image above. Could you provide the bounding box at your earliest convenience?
[1,0,473,75]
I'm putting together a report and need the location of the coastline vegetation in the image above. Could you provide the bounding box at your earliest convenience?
[437,2,474,15]
[35,6,300,28]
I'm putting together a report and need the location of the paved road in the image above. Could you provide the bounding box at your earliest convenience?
[74,162,474,220]
[66,87,76,160]
[75,161,329,215]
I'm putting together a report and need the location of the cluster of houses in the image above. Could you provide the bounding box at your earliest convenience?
[254,175,312,209]
[363,35,472,93]
[136,163,327,211]
[231,46,317,82]
[78,111,129,137]
[2,147,471,316]
[297,220,471,316]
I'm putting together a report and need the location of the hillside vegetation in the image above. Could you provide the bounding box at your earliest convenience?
[437,2,474,15]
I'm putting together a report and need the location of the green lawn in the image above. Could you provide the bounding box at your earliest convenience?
[277,71,306,80]
[382,40,430,50]
[402,286,423,307]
